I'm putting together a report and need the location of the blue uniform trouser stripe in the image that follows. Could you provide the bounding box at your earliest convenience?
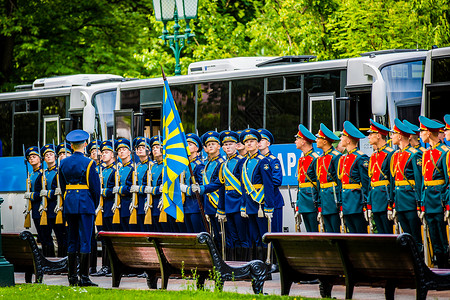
[343,213,367,233]
[397,210,423,247]
[425,213,449,255]
[323,213,340,233]
[271,208,283,233]
[301,212,319,232]
[185,213,205,233]
[248,214,269,248]
[225,212,250,248]
[373,212,393,234]
[67,214,94,253]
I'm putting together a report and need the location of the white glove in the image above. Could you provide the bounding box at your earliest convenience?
[216,213,227,222]
[367,209,372,220]
[159,185,163,193]
[418,211,425,222]
[157,199,163,210]
[191,183,200,194]
[144,200,150,213]
[444,210,450,222]
[295,212,302,224]
[54,187,62,196]
[240,211,248,218]
[24,192,32,200]
[317,212,322,223]
[205,214,210,222]
[40,190,48,197]
[112,186,119,194]
[387,210,393,221]
[129,202,135,214]
[364,209,369,222]
[144,186,152,194]
[130,185,140,193]
[180,184,188,193]
[265,212,273,220]
[339,211,344,219]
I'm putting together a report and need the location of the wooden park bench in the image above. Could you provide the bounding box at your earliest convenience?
[2,231,68,283]
[97,231,269,294]
[262,232,450,300]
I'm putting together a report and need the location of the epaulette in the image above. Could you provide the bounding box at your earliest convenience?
[118,162,123,168]
[332,150,340,156]
[409,147,417,154]
[269,154,276,159]
[356,150,364,156]
[237,155,244,159]
[385,146,394,152]
[312,152,320,158]
[441,145,449,152]
[218,157,225,163]
[257,154,265,160]
[195,160,201,165]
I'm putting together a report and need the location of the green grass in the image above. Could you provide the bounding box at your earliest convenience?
[0,285,317,300]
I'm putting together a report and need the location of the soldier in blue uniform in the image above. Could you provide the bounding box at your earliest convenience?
[258,129,284,233]
[236,130,247,157]
[180,133,205,233]
[315,124,342,233]
[216,130,248,260]
[145,136,169,232]
[295,125,320,232]
[190,131,224,247]
[239,129,275,261]
[112,138,135,231]
[337,121,370,233]
[130,137,152,232]
[56,142,72,160]
[87,140,102,165]
[40,144,68,257]
[24,147,49,253]
[367,119,395,234]
[419,116,450,268]
[390,119,423,247]
[59,129,100,286]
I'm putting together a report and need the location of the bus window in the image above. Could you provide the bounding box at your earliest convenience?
[231,78,264,131]
[0,101,12,156]
[308,93,336,134]
[397,104,421,124]
[114,109,134,139]
[93,90,116,140]
[13,112,39,155]
[432,56,450,83]
[425,84,450,121]
[266,92,301,144]
[196,81,229,134]
[171,85,195,133]
[43,115,60,144]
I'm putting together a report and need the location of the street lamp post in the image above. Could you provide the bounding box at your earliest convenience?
[153,0,199,76]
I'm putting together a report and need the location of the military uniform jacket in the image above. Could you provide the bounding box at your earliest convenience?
[44,165,58,219]
[148,160,163,216]
[390,145,423,212]
[200,155,225,215]
[240,151,275,214]
[183,156,204,214]
[265,151,284,209]
[217,153,245,214]
[135,159,150,215]
[296,149,319,214]
[316,147,342,215]
[117,160,133,218]
[101,162,116,218]
[367,145,394,213]
[421,142,449,214]
[338,148,370,215]
[59,152,100,215]
[30,167,43,220]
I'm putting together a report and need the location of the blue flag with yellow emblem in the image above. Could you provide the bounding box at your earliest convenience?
[160,69,190,222]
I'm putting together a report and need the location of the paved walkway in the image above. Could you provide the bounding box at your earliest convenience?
[13,266,450,300]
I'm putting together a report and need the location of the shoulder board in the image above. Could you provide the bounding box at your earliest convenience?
[237,155,244,159]
[257,154,265,160]
[312,152,320,158]
[332,150,340,156]
[356,150,364,155]
[218,157,225,163]
[385,147,394,152]
[269,154,276,159]
[118,162,123,168]
[409,147,417,154]
[441,145,449,152]
[195,160,201,165]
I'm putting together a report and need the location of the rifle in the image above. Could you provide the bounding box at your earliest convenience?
[129,139,138,225]
[54,140,64,224]
[144,157,153,225]
[38,141,48,226]
[188,162,210,234]
[112,136,121,224]
[363,201,374,233]
[422,218,433,267]
[23,145,32,228]
[95,143,104,226]
[287,184,300,232]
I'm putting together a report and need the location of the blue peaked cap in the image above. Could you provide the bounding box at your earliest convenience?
[342,121,365,139]
[219,130,239,145]
[186,133,202,152]
[201,131,220,146]
[316,123,340,141]
[296,124,316,142]
[66,129,89,144]
[257,129,274,145]
[402,120,420,134]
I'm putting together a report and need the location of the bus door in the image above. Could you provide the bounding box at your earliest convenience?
[43,115,60,144]
[308,92,336,134]
[141,107,161,138]
[114,109,134,140]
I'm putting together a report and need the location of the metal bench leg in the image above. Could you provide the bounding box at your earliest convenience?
[196,273,206,290]
[25,271,32,283]
[416,285,428,300]
[280,276,293,296]
[146,272,158,289]
[319,280,333,298]
[251,276,265,294]
[385,281,396,300]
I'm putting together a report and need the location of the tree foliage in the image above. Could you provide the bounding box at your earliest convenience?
[1,0,449,91]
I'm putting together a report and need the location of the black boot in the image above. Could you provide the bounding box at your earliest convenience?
[79,253,98,287]
[91,246,111,277]
[68,253,79,286]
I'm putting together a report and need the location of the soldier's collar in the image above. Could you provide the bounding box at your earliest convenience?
[324,147,334,156]
[432,141,441,150]
[48,165,57,171]
[401,145,410,152]
[228,153,237,160]
[189,155,198,163]
[156,159,163,165]
[123,161,132,167]
[378,144,387,152]
[348,148,357,155]
[249,151,259,159]
[33,166,41,172]
[305,149,314,157]
[106,162,115,169]
[264,151,272,157]
[209,155,220,162]
[142,158,149,164]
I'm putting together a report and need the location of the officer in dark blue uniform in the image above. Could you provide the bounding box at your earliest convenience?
[338,121,370,233]
[295,125,320,232]
[258,129,284,233]
[315,124,342,233]
[367,119,395,234]
[239,129,275,261]
[112,138,135,231]
[190,131,225,247]
[24,147,48,252]
[181,133,205,233]
[59,129,100,286]
[216,130,248,260]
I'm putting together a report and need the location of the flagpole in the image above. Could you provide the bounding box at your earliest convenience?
[161,66,210,234]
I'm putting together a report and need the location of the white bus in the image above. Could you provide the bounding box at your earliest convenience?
[1,47,448,233]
